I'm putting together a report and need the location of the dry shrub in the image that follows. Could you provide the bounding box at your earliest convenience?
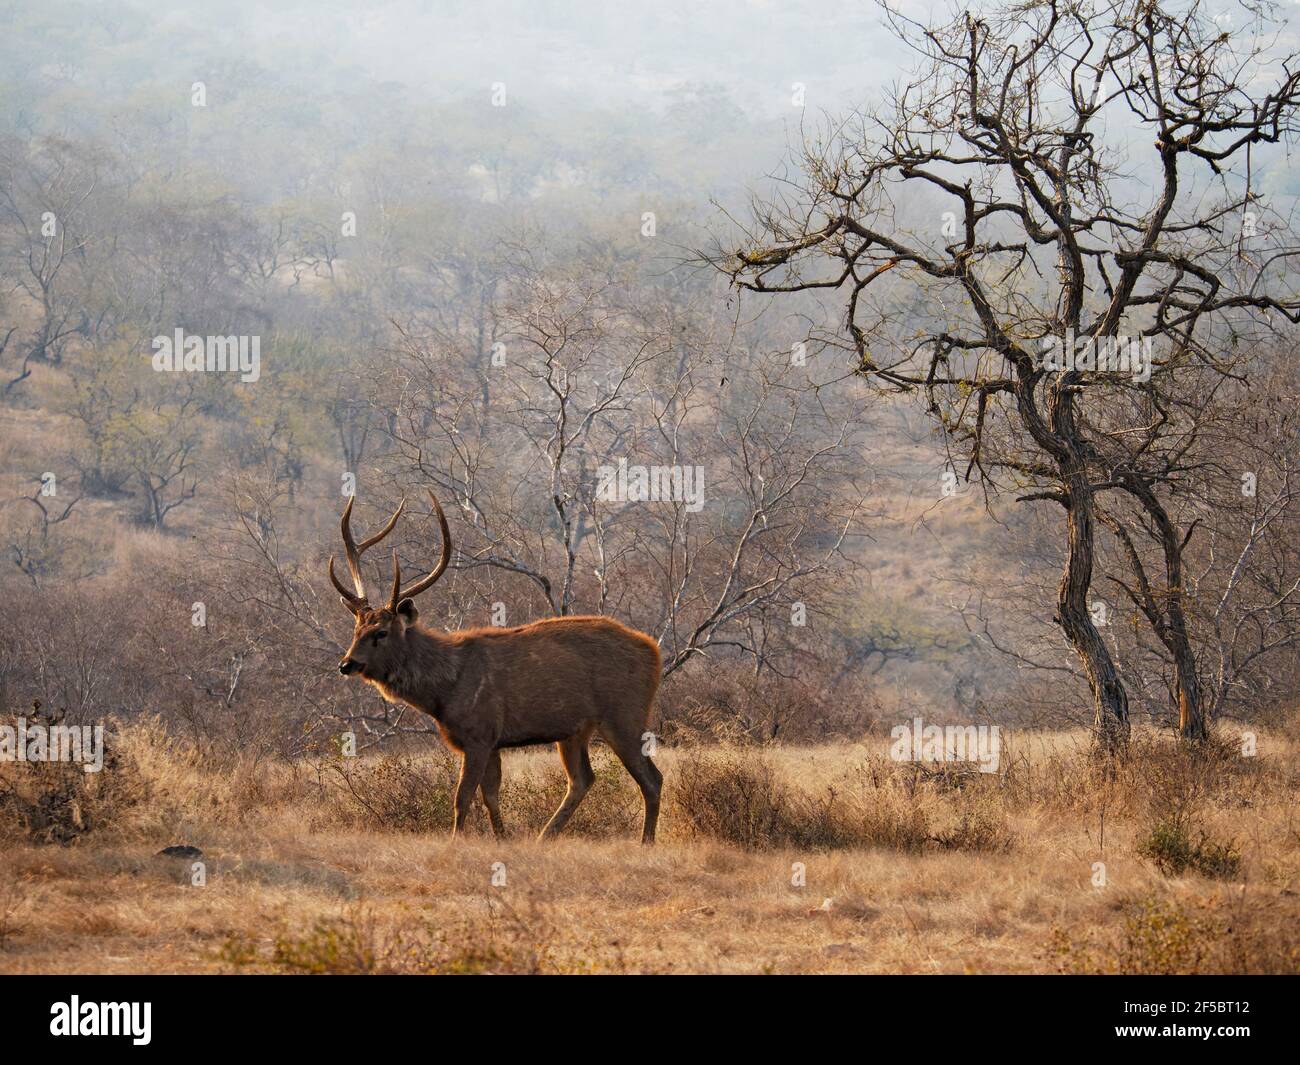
[1133,733,1260,813]
[670,748,823,849]
[269,912,390,974]
[929,797,1016,854]
[1137,816,1241,880]
[1053,896,1224,974]
[325,753,458,832]
[1123,734,1248,881]
[0,707,150,844]
[60,716,331,845]
[849,764,1014,853]
[1052,893,1300,975]
[669,748,1010,853]
[849,786,934,852]
[1019,730,1271,820]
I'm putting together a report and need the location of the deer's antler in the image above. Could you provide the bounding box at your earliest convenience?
[386,491,452,610]
[328,494,404,614]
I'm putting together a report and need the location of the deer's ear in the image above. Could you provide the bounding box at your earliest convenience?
[396,598,418,622]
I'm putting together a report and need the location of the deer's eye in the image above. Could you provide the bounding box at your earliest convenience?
[373,630,387,642]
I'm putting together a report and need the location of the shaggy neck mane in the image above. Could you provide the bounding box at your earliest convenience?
[364,623,462,713]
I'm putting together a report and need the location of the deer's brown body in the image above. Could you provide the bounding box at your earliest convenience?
[329,492,662,842]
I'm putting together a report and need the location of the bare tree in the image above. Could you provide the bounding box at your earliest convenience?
[716,0,1300,749]
[5,483,83,589]
[1096,357,1300,727]
[0,136,99,395]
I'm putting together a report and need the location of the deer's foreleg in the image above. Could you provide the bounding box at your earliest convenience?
[453,748,491,837]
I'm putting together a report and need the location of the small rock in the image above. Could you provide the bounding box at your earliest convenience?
[823,943,859,958]
[156,845,203,859]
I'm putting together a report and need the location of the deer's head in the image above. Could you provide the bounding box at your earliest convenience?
[329,490,451,680]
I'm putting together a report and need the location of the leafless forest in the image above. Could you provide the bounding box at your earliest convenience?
[1,0,1298,977]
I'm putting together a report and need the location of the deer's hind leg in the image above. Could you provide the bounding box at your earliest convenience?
[480,749,507,838]
[599,724,662,844]
[539,726,595,840]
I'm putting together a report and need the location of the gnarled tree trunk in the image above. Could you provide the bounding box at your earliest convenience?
[1058,458,1130,753]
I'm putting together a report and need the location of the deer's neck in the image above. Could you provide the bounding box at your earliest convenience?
[366,624,462,716]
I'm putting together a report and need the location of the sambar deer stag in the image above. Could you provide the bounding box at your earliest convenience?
[329,490,663,843]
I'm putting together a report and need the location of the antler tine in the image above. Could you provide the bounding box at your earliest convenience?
[395,490,452,602]
[338,495,367,599]
[387,549,402,613]
[357,498,406,552]
[328,556,366,615]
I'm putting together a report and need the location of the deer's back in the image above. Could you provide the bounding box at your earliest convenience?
[444,616,660,747]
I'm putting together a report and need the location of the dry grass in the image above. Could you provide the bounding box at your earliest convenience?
[0,718,1298,974]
